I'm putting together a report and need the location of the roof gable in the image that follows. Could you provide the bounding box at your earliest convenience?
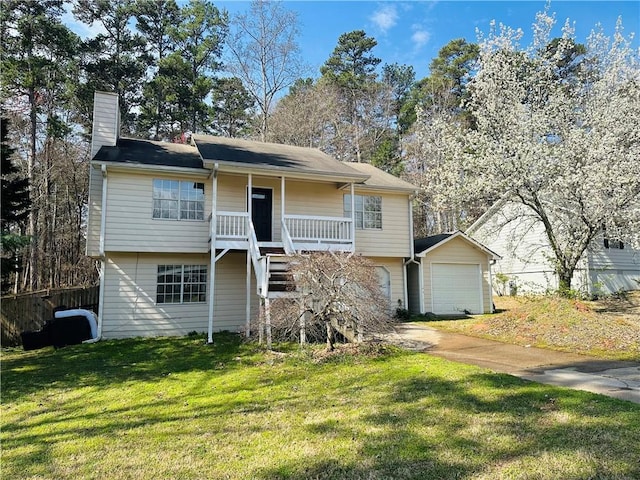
[346,163,417,192]
[415,230,500,259]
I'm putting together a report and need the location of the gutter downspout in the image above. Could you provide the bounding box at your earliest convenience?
[91,164,108,342]
[207,163,219,344]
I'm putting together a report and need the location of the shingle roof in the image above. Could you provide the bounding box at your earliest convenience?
[414,233,454,254]
[345,163,417,192]
[93,137,202,169]
[192,134,365,179]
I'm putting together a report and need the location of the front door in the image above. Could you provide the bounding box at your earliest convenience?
[251,188,272,242]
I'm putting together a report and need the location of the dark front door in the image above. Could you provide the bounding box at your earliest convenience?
[251,188,272,241]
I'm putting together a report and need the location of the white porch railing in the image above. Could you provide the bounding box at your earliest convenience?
[281,219,297,255]
[214,211,249,240]
[284,215,353,246]
[210,212,354,250]
[248,221,268,297]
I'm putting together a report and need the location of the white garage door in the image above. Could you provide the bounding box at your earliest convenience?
[431,263,482,314]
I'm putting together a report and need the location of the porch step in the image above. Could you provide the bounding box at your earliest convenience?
[260,247,286,256]
[266,255,297,294]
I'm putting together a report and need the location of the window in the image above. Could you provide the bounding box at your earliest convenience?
[156,265,207,304]
[344,194,382,229]
[603,225,624,249]
[604,238,624,249]
[153,180,204,220]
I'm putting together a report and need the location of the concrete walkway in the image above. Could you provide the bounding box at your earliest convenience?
[389,322,640,404]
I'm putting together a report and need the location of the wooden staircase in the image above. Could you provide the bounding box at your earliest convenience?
[260,248,299,298]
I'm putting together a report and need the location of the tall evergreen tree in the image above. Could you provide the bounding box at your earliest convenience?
[73,0,149,132]
[320,30,381,162]
[210,77,254,138]
[1,0,80,290]
[1,115,31,293]
[134,0,181,140]
[162,0,228,135]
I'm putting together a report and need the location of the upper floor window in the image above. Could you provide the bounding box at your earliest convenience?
[153,180,204,220]
[604,238,624,249]
[157,264,207,304]
[344,194,382,230]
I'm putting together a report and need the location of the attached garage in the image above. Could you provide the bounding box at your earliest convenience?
[407,231,499,315]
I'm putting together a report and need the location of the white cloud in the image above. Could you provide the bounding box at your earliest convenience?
[370,5,398,33]
[411,28,431,50]
[62,1,106,39]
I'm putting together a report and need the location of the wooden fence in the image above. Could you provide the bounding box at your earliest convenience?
[1,286,99,347]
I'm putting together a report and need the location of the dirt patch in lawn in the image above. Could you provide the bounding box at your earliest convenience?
[430,291,640,361]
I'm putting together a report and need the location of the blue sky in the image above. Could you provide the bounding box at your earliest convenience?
[63,1,639,81]
[216,0,639,80]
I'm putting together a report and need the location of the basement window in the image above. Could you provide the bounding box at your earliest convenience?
[156,265,207,304]
[153,180,205,220]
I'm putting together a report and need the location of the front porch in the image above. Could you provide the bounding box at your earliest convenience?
[211,211,354,253]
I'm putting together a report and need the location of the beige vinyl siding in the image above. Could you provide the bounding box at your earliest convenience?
[368,257,406,310]
[102,253,210,338]
[101,252,253,339]
[86,166,103,257]
[285,180,344,217]
[90,92,119,158]
[354,191,411,257]
[104,171,210,253]
[421,236,492,314]
[214,252,259,331]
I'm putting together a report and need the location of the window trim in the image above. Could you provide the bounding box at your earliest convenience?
[156,264,208,304]
[152,179,205,222]
[344,194,382,230]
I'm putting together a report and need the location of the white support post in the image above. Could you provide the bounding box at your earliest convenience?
[265,297,272,350]
[247,173,253,226]
[258,298,264,344]
[245,250,251,337]
[281,176,285,233]
[299,306,306,346]
[207,165,219,344]
[350,183,356,250]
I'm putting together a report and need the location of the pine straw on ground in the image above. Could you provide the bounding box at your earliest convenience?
[430,291,640,361]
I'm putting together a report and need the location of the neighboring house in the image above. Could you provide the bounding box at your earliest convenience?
[467,200,640,296]
[87,92,417,341]
[407,231,500,315]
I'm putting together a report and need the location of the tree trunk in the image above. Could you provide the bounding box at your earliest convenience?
[326,319,335,351]
[557,267,574,297]
[28,87,38,291]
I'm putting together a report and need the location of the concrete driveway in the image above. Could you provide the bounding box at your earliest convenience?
[389,322,640,404]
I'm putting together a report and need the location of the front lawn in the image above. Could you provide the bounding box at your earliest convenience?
[2,333,639,479]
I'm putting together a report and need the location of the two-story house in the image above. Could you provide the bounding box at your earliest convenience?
[87,92,417,342]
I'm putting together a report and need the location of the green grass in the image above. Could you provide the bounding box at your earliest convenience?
[2,333,639,479]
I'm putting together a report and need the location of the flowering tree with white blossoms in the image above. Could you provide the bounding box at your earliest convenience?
[463,10,640,293]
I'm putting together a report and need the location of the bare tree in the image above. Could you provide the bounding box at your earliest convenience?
[263,252,394,351]
[225,0,306,142]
